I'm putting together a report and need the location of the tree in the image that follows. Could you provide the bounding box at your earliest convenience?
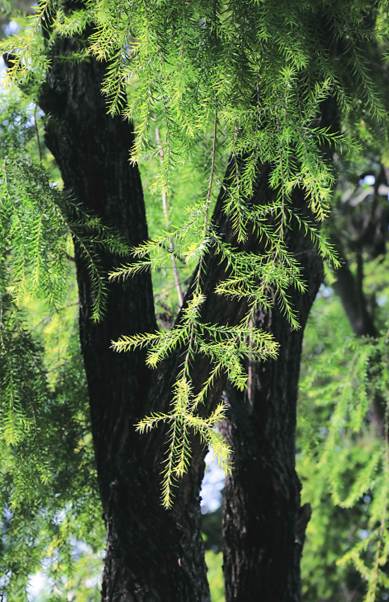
[0,1,388,601]
[298,155,389,602]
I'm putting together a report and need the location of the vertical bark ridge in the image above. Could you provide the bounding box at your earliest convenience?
[221,188,322,602]
[39,33,210,601]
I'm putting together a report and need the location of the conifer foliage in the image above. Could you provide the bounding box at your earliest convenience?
[26,0,384,507]
[0,0,388,599]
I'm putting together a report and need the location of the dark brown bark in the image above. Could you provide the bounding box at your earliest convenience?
[37,32,329,597]
[39,32,210,602]
[37,21,284,602]
[221,86,341,601]
[222,192,322,602]
[38,33,321,599]
[37,39,283,600]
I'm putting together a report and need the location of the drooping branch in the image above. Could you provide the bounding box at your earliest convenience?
[145,156,322,553]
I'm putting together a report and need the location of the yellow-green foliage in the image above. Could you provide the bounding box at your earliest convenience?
[0,2,388,598]
[206,551,224,602]
[299,296,389,601]
[2,0,388,508]
[0,95,106,599]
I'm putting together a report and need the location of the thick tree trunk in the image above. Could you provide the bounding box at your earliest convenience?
[36,8,343,602]
[37,23,284,600]
[39,38,319,599]
[39,34,210,602]
[222,194,322,602]
[38,36,325,597]
[221,85,341,601]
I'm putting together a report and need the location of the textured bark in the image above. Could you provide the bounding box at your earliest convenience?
[36,19,271,598]
[222,190,322,602]
[39,33,210,602]
[38,36,326,597]
[39,36,315,599]
[221,88,340,601]
[37,23,279,602]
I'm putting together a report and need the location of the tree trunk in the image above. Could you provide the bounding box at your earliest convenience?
[221,82,341,600]
[38,35,326,597]
[222,193,322,602]
[39,33,210,602]
[37,23,284,599]
[39,38,317,599]
[36,7,343,602]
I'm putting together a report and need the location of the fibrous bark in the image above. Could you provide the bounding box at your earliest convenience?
[37,8,338,602]
[39,32,210,602]
[37,21,279,602]
[221,91,340,601]
[222,193,322,602]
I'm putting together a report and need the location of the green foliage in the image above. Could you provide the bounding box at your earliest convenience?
[0,0,389,598]
[0,90,106,599]
[0,95,130,321]
[94,0,385,505]
[0,298,104,599]
[206,550,224,602]
[1,155,71,308]
[38,551,102,601]
[3,0,388,507]
[299,294,389,602]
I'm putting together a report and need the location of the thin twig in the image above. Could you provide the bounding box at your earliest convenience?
[34,104,43,165]
[155,126,184,307]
